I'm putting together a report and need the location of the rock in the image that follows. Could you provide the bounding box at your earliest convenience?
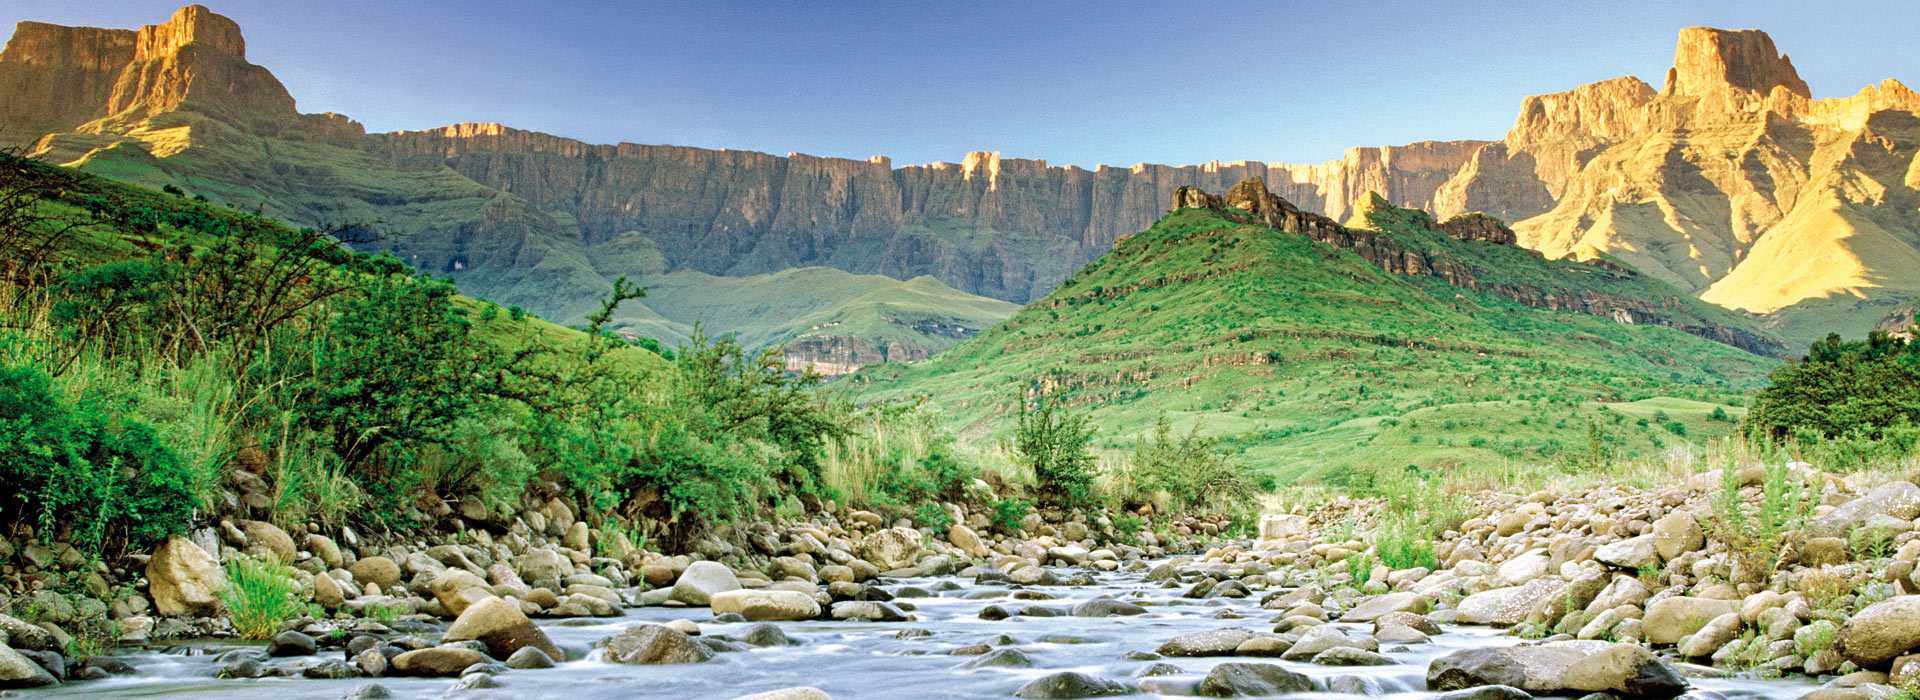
[391,647,489,677]
[1802,537,1851,567]
[313,572,345,610]
[518,548,574,587]
[829,601,911,622]
[1458,578,1565,626]
[1643,597,1738,645]
[1652,512,1705,560]
[1495,550,1551,586]
[1283,625,1372,661]
[710,590,821,622]
[1013,671,1132,698]
[1811,482,1920,538]
[0,617,53,652]
[948,525,989,558]
[603,624,713,664]
[429,570,493,617]
[1344,592,1430,622]
[1258,514,1309,539]
[1595,535,1662,570]
[856,528,923,570]
[350,557,403,589]
[732,689,832,700]
[146,536,228,616]
[1433,685,1532,700]
[269,630,317,657]
[961,648,1034,669]
[1561,642,1689,698]
[1071,598,1147,617]
[742,623,796,647]
[1157,629,1256,657]
[1312,647,1393,666]
[302,659,360,679]
[670,561,742,606]
[1194,662,1315,697]
[0,644,57,688]
[354,648,387,677]
[1676,612,1741,658]
[505,646,555,669]
[443,595,564,662]
[1840,595,1920,667]
[344,682,394,699]
[1427,643,1597,693]
[237,520,297,562]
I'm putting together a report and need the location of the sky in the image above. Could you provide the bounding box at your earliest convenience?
[4,1,1916,168]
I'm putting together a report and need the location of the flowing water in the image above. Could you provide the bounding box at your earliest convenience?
[27,565,1815,699]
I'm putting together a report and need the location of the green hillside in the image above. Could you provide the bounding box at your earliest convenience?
[851,192,1780,483]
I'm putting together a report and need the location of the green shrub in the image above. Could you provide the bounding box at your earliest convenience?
[0,364,197,552]
[1747,332,1920,442]
[911,502,953,532]
[222,555,301,640]
[1014,393,1097,507]
[1129,416,1261,515]
[1375,516,1439,570]
[991,497,1031,533]
[1112,513,1145,544]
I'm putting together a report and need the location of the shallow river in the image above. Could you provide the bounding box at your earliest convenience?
[26,564,1815,699]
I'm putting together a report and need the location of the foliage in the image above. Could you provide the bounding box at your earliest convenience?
[1128,416,1262,515]
[0,362,197,552]
[1747,332,1920,443]
[911,502,954,532]
[222,555,302,640]
[1014,392,1097,507]
[990,497,1030,533]
[1374,515,1439,570]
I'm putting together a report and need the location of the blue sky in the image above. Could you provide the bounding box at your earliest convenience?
[5,1,1914,168]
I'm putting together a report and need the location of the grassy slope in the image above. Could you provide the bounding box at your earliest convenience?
[50,114,1014,357]
[25,157,668,375]
[851,205,1779,483]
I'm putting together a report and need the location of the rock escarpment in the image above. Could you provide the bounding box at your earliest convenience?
[1173,179,1780,355]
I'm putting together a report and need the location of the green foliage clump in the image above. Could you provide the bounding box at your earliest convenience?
[1014,393,1097,507]
[990,497,1031,533]
[1747,332,1920,446]
[911,502,954,532]
[1374,515,1439,571]
[1128,416,1262,515]
[222,555,302,640]
[0,363,197,552]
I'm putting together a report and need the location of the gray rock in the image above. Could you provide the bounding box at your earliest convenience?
[959,648,1034,669]
[1811,482,1920,538]
[1194,662,1315,696]
[0,644,57,688]
[603,624,712,664]
[1013,671,1131,698]
[1157,628,1256,657]
[669,562,742,606]
[1312,647,1394,666]
[1560,642,1689,699]
[269,630,318,657]
[505,646,555,669]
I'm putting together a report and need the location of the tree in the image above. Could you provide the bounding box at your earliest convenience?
[1014,392,1097,507]
[1746,331,1920,441]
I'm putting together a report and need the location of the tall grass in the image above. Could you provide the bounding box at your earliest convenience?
[221,555,302,639]
[266,413,364,530]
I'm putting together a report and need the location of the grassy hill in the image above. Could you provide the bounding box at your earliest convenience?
[851,191,1780,483]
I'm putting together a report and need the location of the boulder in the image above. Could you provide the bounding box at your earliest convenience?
[1071,598,1147,618]
[1258,514,1309,540]
[443,595,564,662]
[391,647,488,677]
[1561,642,1689,698]
[313,572,345,610]
[1840,595,1920,667]
[1344,592,1430,622]
[0,644,57,689]
[1643,597,1738,645]
[857,528,923,570]
[948,525,990,558]
[1427,643,1601,693]
[733,689,833,700]
[428,570,492,617]
[146,536,228,616]
[1194,663,1315,696]
[710,590,821,622]
[604,624,713,664]
[237,520,297,562]
[1651,512,1705,560]
[268,630,317,657]
[1458,578,1565,626]
[1595,535,1662,570]
[670,561,742,606]
[1676,612,1741,658]
[1157,629,1257,657]
[350,557,402,589]
[1013,671,1132,698]
[1811,482,1920,538]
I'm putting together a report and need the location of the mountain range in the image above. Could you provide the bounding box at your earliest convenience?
[2,6,1916,367]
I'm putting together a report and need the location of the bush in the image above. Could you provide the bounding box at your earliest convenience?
[911,502,954,532]
[1747,332,1920,442]
[1375,516,1438,570]
[221,555,302,640]
[0,364,197,552]
[1014,393,1097,507]
[991,498,1030,533]
[1129,416,1262,515]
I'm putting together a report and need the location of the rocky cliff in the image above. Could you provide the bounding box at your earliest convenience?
[1174,180,1781,355]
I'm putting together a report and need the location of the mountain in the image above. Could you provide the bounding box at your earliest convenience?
[2,7,1912,355]
[1446,28,1920,348]
[851,178,1779,480]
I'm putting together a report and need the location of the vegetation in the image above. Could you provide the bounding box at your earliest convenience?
[1013,394,1098,507]
[0,153,855,553]
[222,555,302,640]
[1745,331,1920,470]
[855,200,1778,485]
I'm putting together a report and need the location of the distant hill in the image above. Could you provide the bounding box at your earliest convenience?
[851,179,1779,481]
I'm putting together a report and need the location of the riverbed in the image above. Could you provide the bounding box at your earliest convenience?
[26,564,1816,699]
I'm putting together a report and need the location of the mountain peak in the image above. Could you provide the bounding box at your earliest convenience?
[135,5,245,61]
[1660,27,1809,100]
